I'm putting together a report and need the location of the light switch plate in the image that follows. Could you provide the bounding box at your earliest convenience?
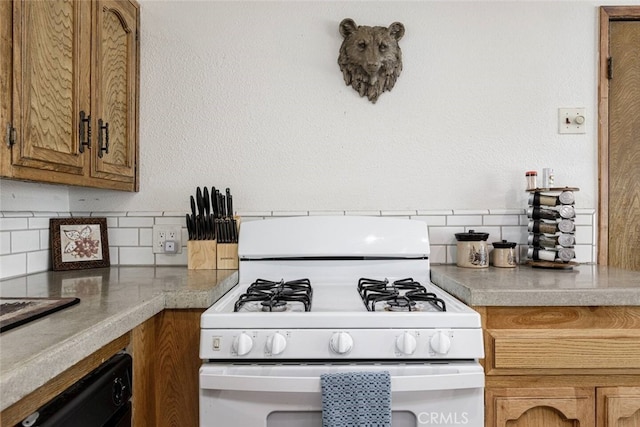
[559,108,586,134]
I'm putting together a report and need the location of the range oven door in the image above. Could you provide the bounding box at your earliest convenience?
[199,362,484,427]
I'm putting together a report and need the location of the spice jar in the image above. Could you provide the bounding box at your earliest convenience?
[525,171,538,190]
[491,240,517,268]
[454,230,489,268]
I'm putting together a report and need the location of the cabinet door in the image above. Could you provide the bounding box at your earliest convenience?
[91,0,138,189]
[486,387,595,427]
[597,387,640,427]
[10,0,91,179]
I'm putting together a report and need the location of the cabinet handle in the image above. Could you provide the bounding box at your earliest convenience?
[79,111,91,153]
[98,119,109,158]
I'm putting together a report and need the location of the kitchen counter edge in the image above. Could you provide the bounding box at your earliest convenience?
[0,267,238,412]
[431,264,640,307]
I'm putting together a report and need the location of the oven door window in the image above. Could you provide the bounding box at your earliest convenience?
[199,362,484,427]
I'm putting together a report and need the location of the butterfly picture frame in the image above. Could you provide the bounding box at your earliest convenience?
[50,217,110,271]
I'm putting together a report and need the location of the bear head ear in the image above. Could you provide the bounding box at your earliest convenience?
[339,18,358,38]
[388,22,405,41]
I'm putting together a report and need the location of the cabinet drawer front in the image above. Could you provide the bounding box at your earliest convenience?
[489,329,640,369]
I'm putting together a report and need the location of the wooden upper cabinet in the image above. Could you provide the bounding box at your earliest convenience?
[1,0,139,191]
[11,0,90,177]
[91,0,138,187]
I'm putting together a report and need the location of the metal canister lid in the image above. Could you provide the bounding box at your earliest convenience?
[558,247,575,262]
[559,205,575,219]
[558,191,575,205]
[558,233,575,247]
[558,219,575,233]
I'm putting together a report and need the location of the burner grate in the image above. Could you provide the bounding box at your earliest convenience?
[234,278,312,312]
[358,277,446,312]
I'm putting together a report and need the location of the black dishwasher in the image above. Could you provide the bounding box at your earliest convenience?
[18,352,132,427]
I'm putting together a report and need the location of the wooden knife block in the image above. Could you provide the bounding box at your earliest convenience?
[187,240,217,270]
[216,244,238,269]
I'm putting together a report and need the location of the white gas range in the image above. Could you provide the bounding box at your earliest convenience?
[199,216,484,427]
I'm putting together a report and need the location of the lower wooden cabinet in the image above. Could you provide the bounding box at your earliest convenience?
[486,387,594,427]
[478,306,640,427]
[131,309,203,427]
[597,387,640,427]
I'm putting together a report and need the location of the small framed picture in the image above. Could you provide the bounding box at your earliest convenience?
[50,217,110,271]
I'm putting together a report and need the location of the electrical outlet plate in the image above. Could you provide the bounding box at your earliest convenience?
[558,108,586,134]
[153,224,182,254]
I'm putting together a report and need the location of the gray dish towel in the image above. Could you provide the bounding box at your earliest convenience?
[320,371,391,427]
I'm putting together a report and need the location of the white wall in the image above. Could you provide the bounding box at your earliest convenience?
[5,1,637,214]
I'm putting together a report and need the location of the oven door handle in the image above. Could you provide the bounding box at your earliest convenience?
[200,371,484,393]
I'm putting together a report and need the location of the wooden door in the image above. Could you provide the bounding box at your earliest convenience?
[598,7,640,270]
[91,0,138,189]
[486,387,595,427]
[10,0,91,177]
[597,387,640,427]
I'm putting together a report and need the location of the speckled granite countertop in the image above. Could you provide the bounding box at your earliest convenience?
[0,266,237,412]
[431,264,640,306]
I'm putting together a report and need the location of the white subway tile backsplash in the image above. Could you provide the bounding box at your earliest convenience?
[108,228,139,246]
[452,209,489,215]
[118,247,155,265]
[412,215,446,226]
[488,209,524,215]
[429,227,465,245]
[0,253,27,279]
[272,211,309,217]
[0,208,599,278]
[33,211,60,218]
[109,246,119,265]
[139,228,153,247]
[308,211,345,216]
[428,245,447,264]
[27,250,50,273]
[154,217,186,226]
[119,217,154,228]
[502,226,528,245]
[40,229,50,250]
[28,217,50,229]
[11,230,40,253]
[380,210,416,217]
[0,232,10,255]
[2,211,33,218]
[575,225,593,245]
[155,251,188,266]
[128,211,164,217]
[416,210,453,216]
[0,218,28,231]
[447,215,482,226]
[345,210,381,216]
[483,215,519,226]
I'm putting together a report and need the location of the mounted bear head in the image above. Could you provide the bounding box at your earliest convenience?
[338,18,405,104]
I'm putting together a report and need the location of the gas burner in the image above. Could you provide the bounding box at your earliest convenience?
[384,297,419,312]
[261,300,288,312]
[358,277,447,312]
[234,278,312,312]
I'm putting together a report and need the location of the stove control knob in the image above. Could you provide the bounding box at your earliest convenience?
[429,331,452,355]
[396,332,417,355]
[233,332,254,356]
[330,332,353,355]
[266,332,287,356]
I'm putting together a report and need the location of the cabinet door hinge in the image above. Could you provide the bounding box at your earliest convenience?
[607,57,613,80]
[6,123,16,147]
